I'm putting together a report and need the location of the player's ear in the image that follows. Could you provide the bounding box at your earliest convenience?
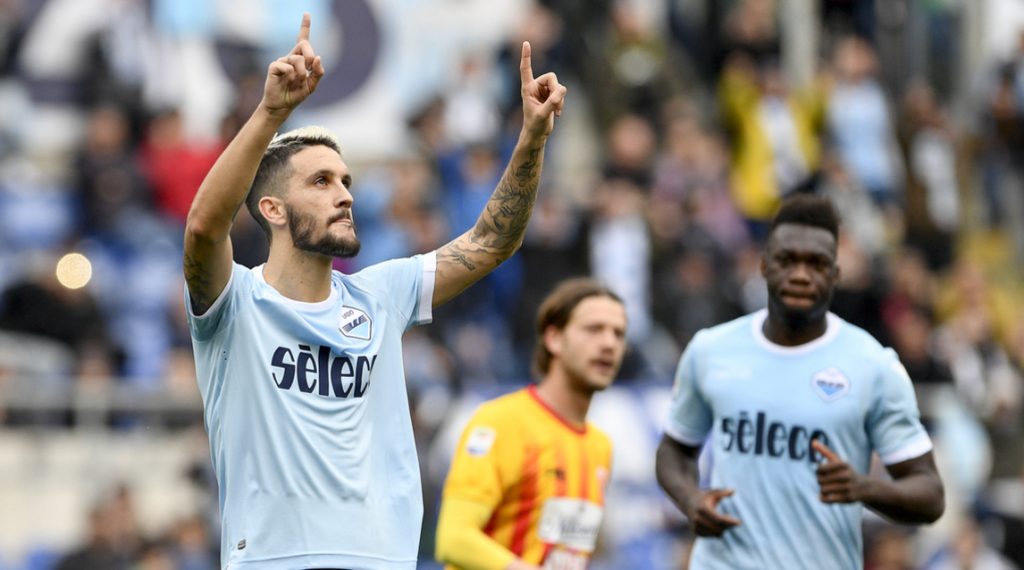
[543,325,563,358]
[260,196,288,229]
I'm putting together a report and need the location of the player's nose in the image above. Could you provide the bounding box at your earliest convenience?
[788,262,813,283]
[334,185,353,209]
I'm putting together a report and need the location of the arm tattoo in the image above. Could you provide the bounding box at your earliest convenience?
[437,241,478,271]
[472,144,542,252]
[435,141,545,299]
[183,250,215,314]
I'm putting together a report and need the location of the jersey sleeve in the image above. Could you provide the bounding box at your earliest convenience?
[352,252,436,330]
[435,498,517,570]
[866,349,933,465]
[664,332,713,446]
[184,263,248,342]
[442,404,519,509]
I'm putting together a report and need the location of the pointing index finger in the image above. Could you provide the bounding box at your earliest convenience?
[812,439,841,463]
[297,12,311,43]
[519,41,533,86]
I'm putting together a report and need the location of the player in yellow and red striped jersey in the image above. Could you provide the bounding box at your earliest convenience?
[435,278,628,570]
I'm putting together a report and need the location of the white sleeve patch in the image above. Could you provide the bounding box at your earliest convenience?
[417,251,436,324]
[466,426,496,456]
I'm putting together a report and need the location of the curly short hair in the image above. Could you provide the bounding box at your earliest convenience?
[245,126,343,243]
[768,193,839,240]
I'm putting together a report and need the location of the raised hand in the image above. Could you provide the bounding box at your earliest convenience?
[813,440,866,504]
[519,41,567,141]
[685,488,742,537]
[262,13,326,116]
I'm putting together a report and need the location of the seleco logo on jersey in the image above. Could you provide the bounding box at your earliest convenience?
[270,343,377,398]
[339,306,372,340]
[720,410,831,463]
[812,367,850,402]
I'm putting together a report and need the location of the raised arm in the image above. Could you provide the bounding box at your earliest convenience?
[432,41,567,307]
[183,13,324,314]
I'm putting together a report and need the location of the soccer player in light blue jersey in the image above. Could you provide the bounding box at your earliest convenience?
[182,13,567,570]
[655,194,944,570]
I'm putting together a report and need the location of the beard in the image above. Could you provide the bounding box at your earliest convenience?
[288,208,361,258]
[562,357,616,395]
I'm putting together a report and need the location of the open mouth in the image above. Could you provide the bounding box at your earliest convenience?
[591,358,616,375]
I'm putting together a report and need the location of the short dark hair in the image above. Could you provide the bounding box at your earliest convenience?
[768,194,839,240]
[245,126,343,243]
[532,278,623,378]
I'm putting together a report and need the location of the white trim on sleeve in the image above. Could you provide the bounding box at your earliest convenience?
[417,251,436,324]
[879,433,933,465]
[663,422,707,447]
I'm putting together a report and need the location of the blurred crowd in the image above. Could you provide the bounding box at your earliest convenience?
[3,0,1024,568]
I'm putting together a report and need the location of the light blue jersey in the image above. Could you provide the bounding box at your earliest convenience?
[186,253,436,570]
[665,309,932,570]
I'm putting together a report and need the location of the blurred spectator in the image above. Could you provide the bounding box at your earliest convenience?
[589,176,650,345]
[55,485,142,570]
[888,306,954,425]
[978,37,1024,233]
[651,104,749,253]
[819,155,889,257]
[168,514,216,570]
[864,527,915,570]
[603,113,657,188]
[511,194,589,367]
[821,0,877,42]
[0,0,28,77]
[442,55,502,147]
[717,53,826,229]
[900,80,960,271]
[924,517,1019,570]
[55,503,130,570]
[495,2,569,123]
[936,261,1024,478]
[827,36,904,207]
[586,2,690,129]
[719,0,780,70]
[75,105,152,242]
[140,109,223,225]
[653,245,740,348]
[830,231,889,344]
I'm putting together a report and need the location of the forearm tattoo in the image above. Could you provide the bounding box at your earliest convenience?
[437,143,544,277]
[184,250,215,314]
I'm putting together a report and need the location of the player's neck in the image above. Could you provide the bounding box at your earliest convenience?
[762,312,828,347]
[534,373,592,429]
[263,246,334,303]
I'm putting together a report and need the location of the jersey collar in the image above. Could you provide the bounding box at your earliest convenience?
[751,309,841,355]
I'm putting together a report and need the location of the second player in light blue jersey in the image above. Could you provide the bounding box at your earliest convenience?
[182,13,568,569]
[655,194,944,570]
